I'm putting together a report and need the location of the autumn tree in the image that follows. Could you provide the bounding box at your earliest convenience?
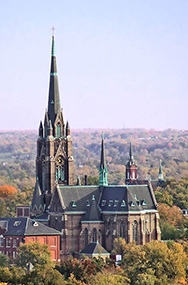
[22,264,65,285]
[17,242,53,268]
[121,240,187,284]
[0,185,17,198]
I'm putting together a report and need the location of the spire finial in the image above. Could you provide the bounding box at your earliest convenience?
[51,30,56,57]
[52,26,55,37]
[101,131,104,140]
[129,142,134,162]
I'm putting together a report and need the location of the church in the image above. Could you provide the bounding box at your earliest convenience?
[30,34,161,260]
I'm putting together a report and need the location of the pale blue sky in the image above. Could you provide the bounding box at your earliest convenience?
[0,0,188,130]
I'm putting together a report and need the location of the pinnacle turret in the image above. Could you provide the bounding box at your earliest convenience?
[99,134,108,186]
[66,121,70,136]
[39,121,43,137]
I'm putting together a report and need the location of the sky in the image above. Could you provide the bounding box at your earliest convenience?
[0,0,188,131]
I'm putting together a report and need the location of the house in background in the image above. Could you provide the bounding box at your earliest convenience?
[0,217,61,262]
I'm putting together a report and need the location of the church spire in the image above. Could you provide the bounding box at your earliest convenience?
[99,133,108,186]
[129,142,134,162]
[125,142,138,184]
[47,32,61,124]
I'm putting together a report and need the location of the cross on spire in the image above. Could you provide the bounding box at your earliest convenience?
[52,26,55,37]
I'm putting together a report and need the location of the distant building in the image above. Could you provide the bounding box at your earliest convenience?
[0,217,61,262]
[30,34,161,260]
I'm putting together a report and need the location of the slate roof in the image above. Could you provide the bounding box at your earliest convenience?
[57,185,99,212]
[51,183,157,215]
[80,242,109,255]
[0,217,61,236]
[30,180,44,213]
[99,185,157,212]
[82,195,103,222]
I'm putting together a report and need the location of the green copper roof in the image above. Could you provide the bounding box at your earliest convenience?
[99,135,108,186]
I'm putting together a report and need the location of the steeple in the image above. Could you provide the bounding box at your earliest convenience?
[158,159,164,181]
[35,32,74,204]
[47,33,61,124]
[125,142,138,184]
[129,142,134,163]
[99,134,108,186]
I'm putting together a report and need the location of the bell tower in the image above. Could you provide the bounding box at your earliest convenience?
[36,33,74,197]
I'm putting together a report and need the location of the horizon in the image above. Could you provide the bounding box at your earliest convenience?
[0,127,188,133]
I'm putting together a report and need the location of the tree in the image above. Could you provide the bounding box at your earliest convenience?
[22,264,65,285]
[17,242,53,268]
[91,268,130,285]
[0,185,17,198]
[0,266,25,284]
[0,253,8,267]
[112,237,127,257]
[121,241,187,284]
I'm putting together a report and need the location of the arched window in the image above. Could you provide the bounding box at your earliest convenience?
[132,171,135,179]
[84,228,88,247]
[42,166,45,191]
[132,220,138,243]
[56,123,61,138]
[56,166,64,182]
[92,228,97,242]
[120,222,125,238]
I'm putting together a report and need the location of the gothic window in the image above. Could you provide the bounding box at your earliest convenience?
[120,222,125,238]
[56,123,61,138]
[132,171,135,179]
[132,220,138,243]
[6,238,11,247]
[42,166,45,190]
[13,238,17,248]
[56,166,64,182]
[0,237,4,246]
[92,228,97,242]
[84,228,88,247]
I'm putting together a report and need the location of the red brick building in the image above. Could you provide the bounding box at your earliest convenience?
[0,217,61,262]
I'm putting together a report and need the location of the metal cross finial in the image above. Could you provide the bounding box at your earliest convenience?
[52,26,55,36]
[101,131,104,140]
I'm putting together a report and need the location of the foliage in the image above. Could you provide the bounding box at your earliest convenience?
[155,178,188,209]
[91,267,130,285]
[0,266,25,284]
[112,237,127,257]
[120,240,187,285]
[0,187,33,218]
[22,264,65,285]
[0,253,8,267]
[1,129,188,189]
[56,257,104,283]
[16,242,53,268]
[0,185,17,198]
